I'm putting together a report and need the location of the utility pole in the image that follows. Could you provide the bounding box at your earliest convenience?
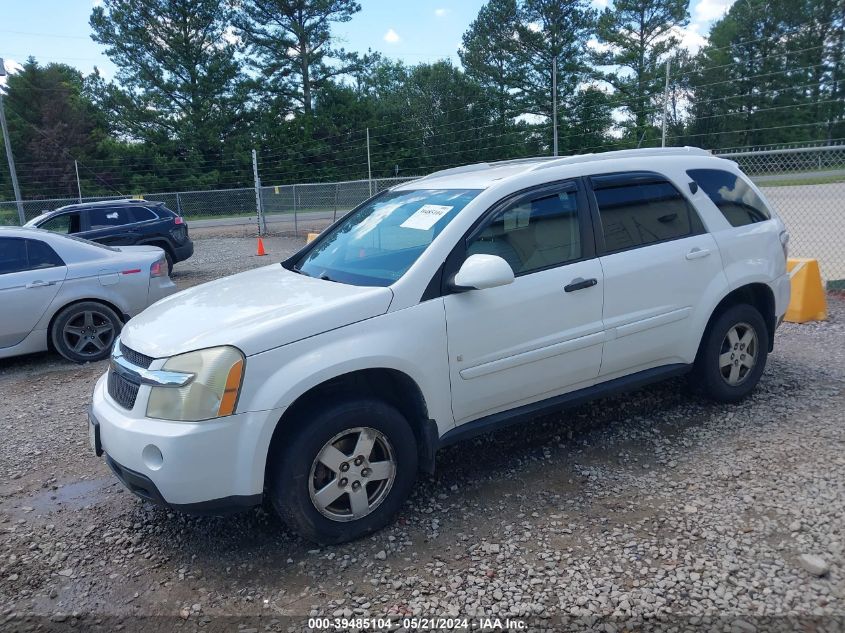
[661,59,671,148]
[366,127,372,197]
[74,160,82,202]
[251,149,265,235]
[0,58,25,225]
[552,57,558,157]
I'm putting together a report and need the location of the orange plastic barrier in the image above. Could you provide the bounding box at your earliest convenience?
[785,258,827,323]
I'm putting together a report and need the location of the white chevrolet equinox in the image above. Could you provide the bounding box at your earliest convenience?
[89,148,791,543]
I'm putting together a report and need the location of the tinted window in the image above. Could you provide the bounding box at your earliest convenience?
[88,206,132,229]
[129,207,157,222]
[687,169,772,227]
[593,177,702,252]
[0,238,64,274]
[467,187,581,275]
[26,240,64,269]
[0,238,27,274]
[41,212,81,234]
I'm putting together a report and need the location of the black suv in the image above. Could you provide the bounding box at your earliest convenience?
[25,199,193,274]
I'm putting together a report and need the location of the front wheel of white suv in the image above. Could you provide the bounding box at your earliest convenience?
[692,303,769,403]
[268,398,418,544]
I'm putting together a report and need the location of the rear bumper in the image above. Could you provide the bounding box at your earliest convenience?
[172,239,194,263]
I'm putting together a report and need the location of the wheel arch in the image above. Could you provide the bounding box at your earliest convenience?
[264,368,438,487]
[696,282,776,363]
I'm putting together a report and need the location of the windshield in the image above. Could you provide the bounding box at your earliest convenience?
[295,188,481,286]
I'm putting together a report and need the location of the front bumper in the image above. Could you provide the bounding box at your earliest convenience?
[90,373,282,510]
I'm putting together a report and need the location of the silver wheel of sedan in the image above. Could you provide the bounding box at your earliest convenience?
[62,309,116,358]
[719,322,758,386]
[308,426,397,522]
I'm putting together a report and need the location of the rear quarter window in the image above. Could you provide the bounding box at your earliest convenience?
[129,207,157,222]
[687,169,772,227]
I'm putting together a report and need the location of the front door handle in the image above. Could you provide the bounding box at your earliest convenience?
[564,277,598,292]
[685,247,711,260]
[26,280,55,288]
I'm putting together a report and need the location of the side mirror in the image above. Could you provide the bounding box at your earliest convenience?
[452,254,514,291]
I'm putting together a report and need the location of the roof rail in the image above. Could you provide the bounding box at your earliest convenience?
[415,147,710,182]
[416,156,555,182]
[529,147,711,172]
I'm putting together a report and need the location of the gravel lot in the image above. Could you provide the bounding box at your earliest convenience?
[1,231,844,632]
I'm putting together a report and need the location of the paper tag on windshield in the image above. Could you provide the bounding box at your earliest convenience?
[400,204,453,230]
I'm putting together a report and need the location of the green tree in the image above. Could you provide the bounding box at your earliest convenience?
[686,0,844,148]
[594,0,689,144]
[0,59,108,199]
[460,0,522,126]
[514,0,596,149]
[235,0,363,117]
[90,0,245,159]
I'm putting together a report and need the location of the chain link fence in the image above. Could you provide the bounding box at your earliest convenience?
[2,147,844,285]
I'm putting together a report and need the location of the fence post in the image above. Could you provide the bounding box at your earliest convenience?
[334,183,339,221]
[175,192,183,216]
[251,149,265,236]
[293,184,298,236]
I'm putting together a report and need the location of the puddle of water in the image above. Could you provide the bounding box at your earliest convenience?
[4,477,115,517]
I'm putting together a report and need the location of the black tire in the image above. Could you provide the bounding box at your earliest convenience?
[51,301,122,363]
[691,303,769,403]
[164,251,174,276]
[268,398,418,545]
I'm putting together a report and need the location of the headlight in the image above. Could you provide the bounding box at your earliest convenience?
[146,346,245,421]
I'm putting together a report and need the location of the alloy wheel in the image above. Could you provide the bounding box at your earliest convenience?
[308,426,397,522]
[62,310,116,358]
[719,322,758,386]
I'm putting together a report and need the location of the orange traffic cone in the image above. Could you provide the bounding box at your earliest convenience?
[256,237,267,256]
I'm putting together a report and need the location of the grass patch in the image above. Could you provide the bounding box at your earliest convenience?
[758,174,845,187]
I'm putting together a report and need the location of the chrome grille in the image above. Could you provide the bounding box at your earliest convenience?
[119,342,154,369]
[107,370,140,410]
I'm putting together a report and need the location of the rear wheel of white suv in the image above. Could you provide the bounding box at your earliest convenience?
[268,398,418,544]
[692,304,769,403]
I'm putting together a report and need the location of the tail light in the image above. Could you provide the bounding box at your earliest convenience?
[173,216,184,225]
[150,257,166,278]
[779,230,789,260]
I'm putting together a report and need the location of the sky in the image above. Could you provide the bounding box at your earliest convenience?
[0,0,738,82]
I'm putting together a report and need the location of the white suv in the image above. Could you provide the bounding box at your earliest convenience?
[89,148,791,543]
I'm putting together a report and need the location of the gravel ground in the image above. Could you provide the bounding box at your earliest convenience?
[1,233,844,632]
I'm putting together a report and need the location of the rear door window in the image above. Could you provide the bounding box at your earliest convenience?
[687,169,772,227]
[0,238,64,274]
[0,238,28,274]
[591,173,704,253]
[87,206,132,229]
[25,239,65,269]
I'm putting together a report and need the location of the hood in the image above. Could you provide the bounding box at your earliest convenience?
[121,264,394,358]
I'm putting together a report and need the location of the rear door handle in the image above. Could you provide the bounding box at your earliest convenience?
[685,247,711,260]
[26,280,55,288]
[564,277,598,292]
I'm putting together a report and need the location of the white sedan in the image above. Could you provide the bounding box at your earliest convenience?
[0,227,176,362]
